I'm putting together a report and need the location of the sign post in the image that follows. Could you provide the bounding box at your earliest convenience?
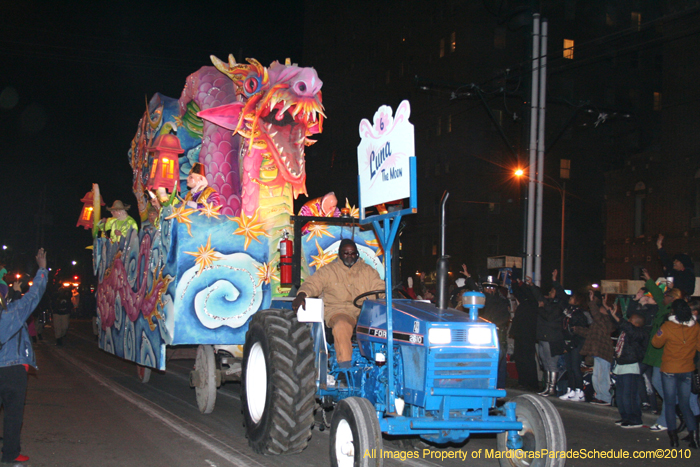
[357,100,417,414]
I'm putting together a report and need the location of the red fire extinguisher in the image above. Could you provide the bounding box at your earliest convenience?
[280,231,293,285]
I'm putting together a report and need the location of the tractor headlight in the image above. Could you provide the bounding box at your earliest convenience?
[428,328,451,345]
[467,327,492,346]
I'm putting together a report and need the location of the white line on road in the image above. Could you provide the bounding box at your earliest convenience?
[55,350,267,467]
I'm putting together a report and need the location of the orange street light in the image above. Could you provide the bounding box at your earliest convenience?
[514,168,524,177]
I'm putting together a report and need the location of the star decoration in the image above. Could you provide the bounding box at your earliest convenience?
[365,238,384,257]
[184,235,221,276]
[165,204,196,237]
[256,262,279,287]
[228,210,269,250]
[345,198,360,218]
[306,222,333,240]
[309,240,337,270]
[198,201,223,219]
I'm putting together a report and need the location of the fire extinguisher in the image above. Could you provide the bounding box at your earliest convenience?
[280,231,293,285]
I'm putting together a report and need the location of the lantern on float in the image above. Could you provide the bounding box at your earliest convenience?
[76,190,104,229]
[147,134,183,191]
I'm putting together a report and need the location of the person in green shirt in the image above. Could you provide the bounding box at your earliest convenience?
[99,200,138,242]
[641,267,683,432]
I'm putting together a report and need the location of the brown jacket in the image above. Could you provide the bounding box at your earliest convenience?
[651,317,700,374]
[574,301,615,363]
[298,258,385,325]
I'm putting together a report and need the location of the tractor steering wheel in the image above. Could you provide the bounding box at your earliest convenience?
[353,290,385,309]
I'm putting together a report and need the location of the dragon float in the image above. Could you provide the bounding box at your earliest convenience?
[92,55,383,369]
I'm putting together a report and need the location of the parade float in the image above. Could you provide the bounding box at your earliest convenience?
[83,55,383,383]
[81,54,567,465]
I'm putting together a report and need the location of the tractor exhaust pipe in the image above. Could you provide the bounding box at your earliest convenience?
[436,191,450,309]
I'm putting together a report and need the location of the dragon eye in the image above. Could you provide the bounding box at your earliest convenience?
[244,77,259,94]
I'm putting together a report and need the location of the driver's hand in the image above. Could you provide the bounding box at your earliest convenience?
[292,292,307,313]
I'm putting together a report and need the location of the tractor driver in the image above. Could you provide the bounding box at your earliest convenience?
[292,239,385,368]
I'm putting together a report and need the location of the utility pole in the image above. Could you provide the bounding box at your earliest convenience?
[534,18,548,285]
[525,13,540,283]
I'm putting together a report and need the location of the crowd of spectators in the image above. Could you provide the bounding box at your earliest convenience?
[442,234,699,449]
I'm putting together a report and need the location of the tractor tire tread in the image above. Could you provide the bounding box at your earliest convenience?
[243,308,315,455]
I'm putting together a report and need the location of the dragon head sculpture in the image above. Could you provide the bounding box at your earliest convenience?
[197,55,324,199]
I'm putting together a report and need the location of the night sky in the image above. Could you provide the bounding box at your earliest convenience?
[0,1,304,278]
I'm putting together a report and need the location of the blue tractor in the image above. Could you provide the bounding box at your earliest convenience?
[238,186,566,467]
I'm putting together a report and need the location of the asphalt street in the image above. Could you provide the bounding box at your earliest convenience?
[3,320,697,467]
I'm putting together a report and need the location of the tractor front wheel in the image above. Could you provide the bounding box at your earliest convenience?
[330,397,384,467]
[496,394,566,467]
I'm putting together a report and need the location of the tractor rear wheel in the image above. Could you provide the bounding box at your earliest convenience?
[330,397,383,467]
[242,308,316,455]
[496,394,566,467]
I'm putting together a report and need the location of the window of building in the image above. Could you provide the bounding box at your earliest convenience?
[450,32,456,53]
[444,161,450,174]
[563,39,574,59]
[653,92,662,111]
[560,159,571,180]
[494,27,506,49]
[447,114,452,133]
[632,12,641,31]
[439,38,445,58]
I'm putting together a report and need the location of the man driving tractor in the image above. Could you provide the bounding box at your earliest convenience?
[292,239,385,368]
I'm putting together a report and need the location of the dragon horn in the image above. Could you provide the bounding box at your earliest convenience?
[285,58,291,66]
[210,54,236,79]
[227,54,237,67]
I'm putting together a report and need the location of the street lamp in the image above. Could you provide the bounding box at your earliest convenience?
[71,260,77,266]
[514,166,568,284]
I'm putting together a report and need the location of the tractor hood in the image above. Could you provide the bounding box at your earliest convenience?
[356,299,497,351]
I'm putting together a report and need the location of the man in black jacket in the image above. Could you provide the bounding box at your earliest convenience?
[609,309,647,429]
[657,234,696,298]
[510,280,539,390]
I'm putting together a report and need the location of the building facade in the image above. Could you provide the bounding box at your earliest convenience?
[303,0,669,289]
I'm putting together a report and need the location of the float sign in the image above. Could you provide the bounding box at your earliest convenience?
[357,100,414,212]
